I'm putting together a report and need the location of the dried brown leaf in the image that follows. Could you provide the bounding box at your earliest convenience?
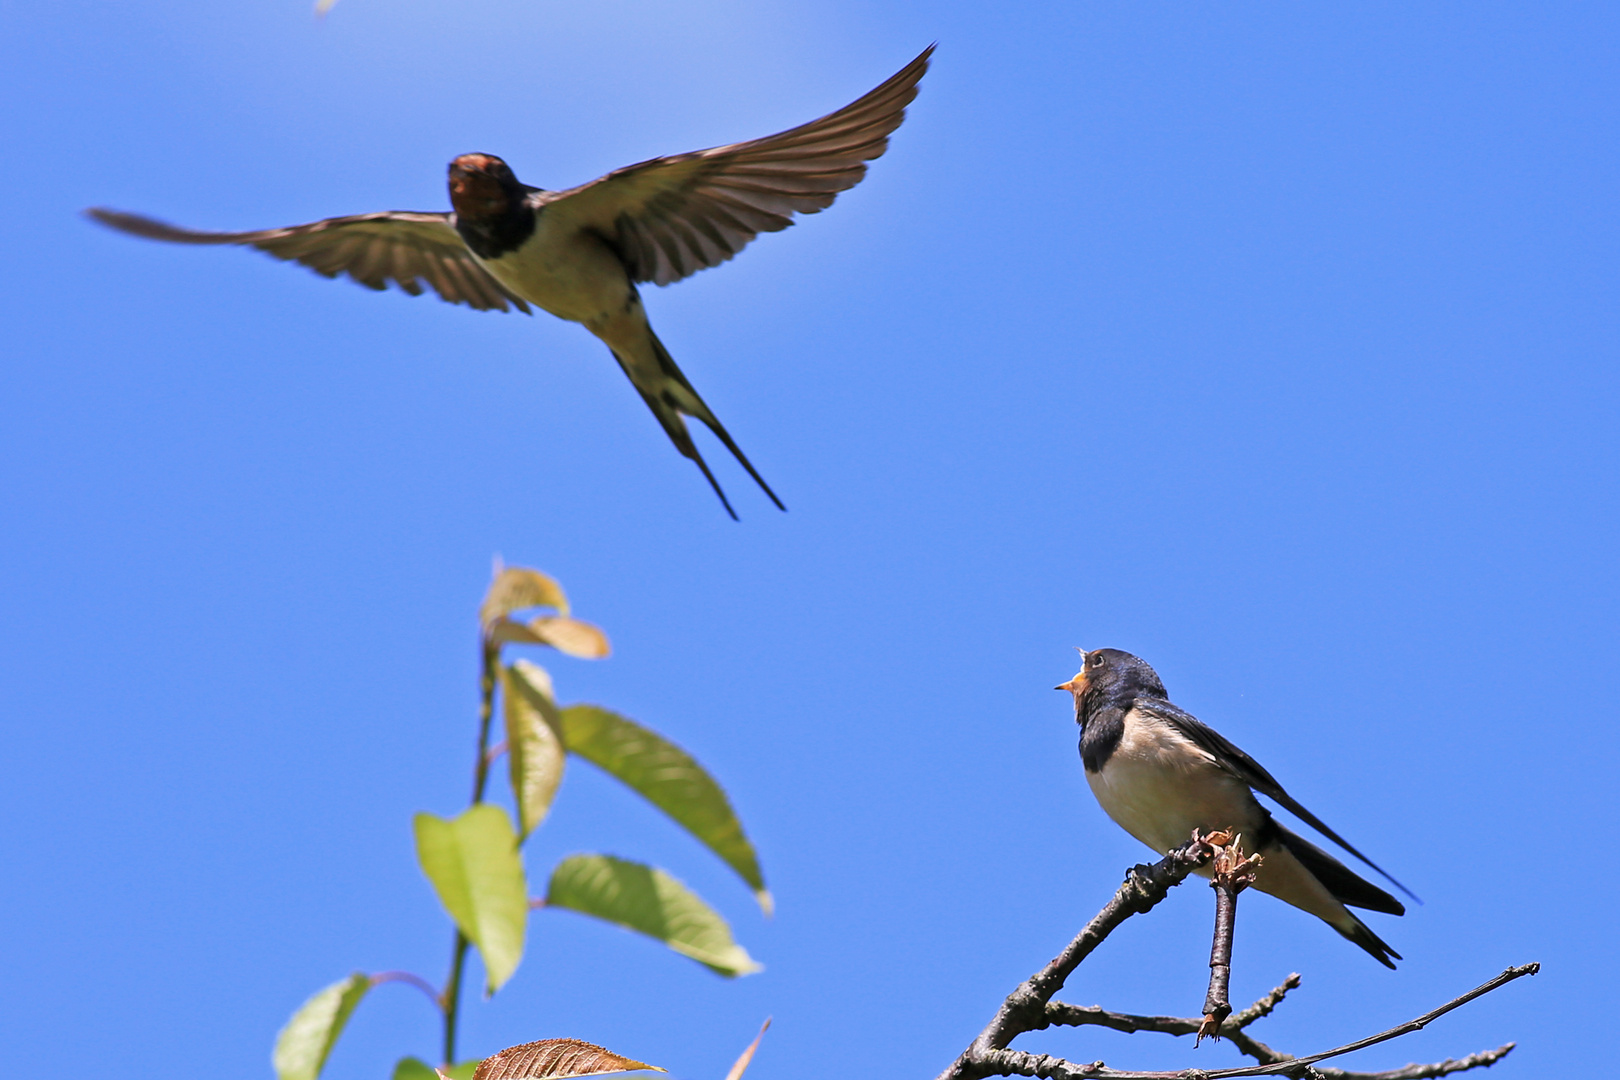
[723,1020,770,1080]
[472,1039,663,1080]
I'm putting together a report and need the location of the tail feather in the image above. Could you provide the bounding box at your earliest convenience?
[1274,824,1406,915]
[1338,912,1402,969]
[1273,830,1406,967]
[1251,821,1403,969]
[644,330,787,513]
[619,373,740,520]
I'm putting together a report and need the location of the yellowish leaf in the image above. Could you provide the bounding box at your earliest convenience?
[481,566,568,630]
[525,616,611,658]
[487,616,610,659]
[503,661,567,837]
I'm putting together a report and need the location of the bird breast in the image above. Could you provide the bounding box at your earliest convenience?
[1085,707,1264,854]
[474,215,635,325]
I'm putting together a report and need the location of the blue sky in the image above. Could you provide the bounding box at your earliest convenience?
[2,1,1616,1078]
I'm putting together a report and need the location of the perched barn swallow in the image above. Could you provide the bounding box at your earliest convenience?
[1056,648,1415,967]
[87,47,933,519]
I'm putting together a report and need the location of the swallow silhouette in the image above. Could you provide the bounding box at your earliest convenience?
[88,46,934,518]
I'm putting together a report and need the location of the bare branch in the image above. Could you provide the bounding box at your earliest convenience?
[963,1042,1516,1080]
[1199,833,1263,1043]
[933,837,1216,1080]
[1044,978,1299,1040]
[932,831,1538,1080]
[1043,1003,1202,1038]
[1041,999,1288,1066]
[1308,1043,1515,1080]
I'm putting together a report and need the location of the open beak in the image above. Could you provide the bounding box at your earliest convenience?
[1055,648,1088,694]
[1055,672,1088,694]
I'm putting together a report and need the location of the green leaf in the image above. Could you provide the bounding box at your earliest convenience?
[544,854,761,977]
[503,661,567,838]
[414,805,528,993]
[420,1061,482,1080]
[473,1040,662,1080]
[393,1059,440,1080]
[272,973,369,1080]
[481,566,568,630]
[558,706,769,913]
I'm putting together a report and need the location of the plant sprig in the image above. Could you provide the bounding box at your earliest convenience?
[272,564,767,1080]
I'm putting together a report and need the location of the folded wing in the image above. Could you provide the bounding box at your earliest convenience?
[1136,698,1419,902]
[547,45,933,287]
[85,208,531,314]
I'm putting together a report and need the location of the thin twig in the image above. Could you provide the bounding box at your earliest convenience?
[1201,880,1239,1040]
[1229,976,1301,1031]
[1042,994,1288,1065]
[1305,1043,1515,1080]
[1199,964,1539,1078]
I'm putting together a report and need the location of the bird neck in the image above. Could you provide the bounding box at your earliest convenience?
[1077,680,1148,773]
[1078,702,1125,773]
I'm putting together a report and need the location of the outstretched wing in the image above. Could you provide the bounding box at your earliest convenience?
[85,207,531,314]
[545,45,933,287]
[1135,697,1419,902]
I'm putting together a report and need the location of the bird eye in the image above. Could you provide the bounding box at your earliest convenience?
[1090,654,1104,667]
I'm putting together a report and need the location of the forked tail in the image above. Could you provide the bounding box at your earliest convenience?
[612,331,785,519]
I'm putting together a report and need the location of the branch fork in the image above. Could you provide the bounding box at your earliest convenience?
[934,836,1535,1080]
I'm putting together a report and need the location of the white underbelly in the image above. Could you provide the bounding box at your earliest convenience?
[1086,710,1263,854]
[476,220,631,324]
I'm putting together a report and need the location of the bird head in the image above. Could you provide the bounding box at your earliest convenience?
[448,154,523,220]
[1056,648,1166,722]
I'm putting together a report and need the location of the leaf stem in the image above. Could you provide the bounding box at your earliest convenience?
[370,970,444,1010]
[441,639,500,1066]
[471,640,498,804]
[442,931,470,1065]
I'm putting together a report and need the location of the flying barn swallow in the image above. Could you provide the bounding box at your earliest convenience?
[1057,648,1415,967]
[86,47,934,519]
